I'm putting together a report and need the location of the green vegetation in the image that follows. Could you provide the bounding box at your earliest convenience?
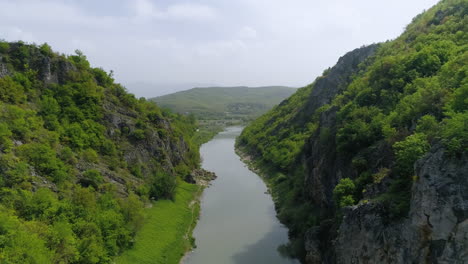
[333,178,356,208]
[152,86,296,144]
[238,0,467,259]
[0,42,201,263]
[393,133,430,176]
[152,86,296,121]
[116,180,201,264]
[191,121,224,147]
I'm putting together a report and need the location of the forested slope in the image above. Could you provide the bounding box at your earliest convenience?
[238,0,468,262]
[0,42,200,263]
[152,86,296,120]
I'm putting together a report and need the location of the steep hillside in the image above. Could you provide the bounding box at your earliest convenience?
[0,42,201,263]
[151,86,297,120]
[238,0,467,263]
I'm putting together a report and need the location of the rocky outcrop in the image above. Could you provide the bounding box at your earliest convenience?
[0,42,198,196]
[0,61,9,78]
[301,45,379,209]
[102,100,189,175]
[184,169,217,186]
[299,45,467,263]
[333,147,468,263]
[411,148,468,262]
[304,45,378,114]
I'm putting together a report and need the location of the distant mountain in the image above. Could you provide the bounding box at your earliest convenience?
[151,86,297,121]
[124,81,217,98]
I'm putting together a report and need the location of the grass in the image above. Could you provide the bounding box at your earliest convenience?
[192,122,224,146]
[116,180,202,264]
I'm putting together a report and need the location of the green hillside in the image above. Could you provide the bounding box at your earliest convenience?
[238,0,467,261]
[0,42,201,263]
[151,86,297,121]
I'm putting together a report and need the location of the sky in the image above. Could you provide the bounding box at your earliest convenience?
[0,0,440,97]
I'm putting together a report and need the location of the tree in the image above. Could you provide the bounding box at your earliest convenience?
[393,133,430,176]
[333,178,356,208]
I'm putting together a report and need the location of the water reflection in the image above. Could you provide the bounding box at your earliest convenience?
[184,127,299,264]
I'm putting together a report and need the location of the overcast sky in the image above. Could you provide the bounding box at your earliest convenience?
[0,0,439,97]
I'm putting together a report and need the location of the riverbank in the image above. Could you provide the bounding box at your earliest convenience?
[234,143,309,261]
[183,126,297,264]
[234,143,280,201]
[116,180,203,264]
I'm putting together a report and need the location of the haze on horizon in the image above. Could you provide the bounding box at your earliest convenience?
[0,0,439,97]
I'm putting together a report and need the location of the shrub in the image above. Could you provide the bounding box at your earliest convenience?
[18,143,69,183]
[82,148,99,163]
[393,133,430,176]
[82,169,103,188]
[0,42,10,53]
[0,77,26,103]
[333,178,356,208]
[131,129,146,141]
[149,172,176,200]
[416,114,440,141]
[441,111,468,154]
[0,123,13,152]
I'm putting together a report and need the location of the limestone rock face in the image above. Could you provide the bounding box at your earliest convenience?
[333,148,468,264]
[410,147,468,262]
[0,61,9,78]
[184,169,217,186]
[301,45,379,209]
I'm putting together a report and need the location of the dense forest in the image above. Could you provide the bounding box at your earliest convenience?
[0,41,201,263]
[238,0,467,262]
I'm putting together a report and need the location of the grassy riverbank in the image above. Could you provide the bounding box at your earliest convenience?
[116,180,202,264]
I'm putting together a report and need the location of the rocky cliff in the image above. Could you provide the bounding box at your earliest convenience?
[334,147,468,263]
[238,0,468,263]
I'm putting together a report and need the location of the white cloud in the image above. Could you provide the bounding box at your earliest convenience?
[239,26,257,39]
[0,0,441,97]
[133,0,158,18]
[195,39,247,57]
[0,26,37,43]
[131,0,217,21]
[166,3,217,21]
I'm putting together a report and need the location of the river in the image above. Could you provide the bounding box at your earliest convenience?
[184,126,299,264]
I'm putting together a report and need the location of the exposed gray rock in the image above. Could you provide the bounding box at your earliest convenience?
[302,45,380,209]
[304,44,379,113]
[184,168,217,186]
[305,227,323,264]
[333,147,468,264]
[0,61,9,78]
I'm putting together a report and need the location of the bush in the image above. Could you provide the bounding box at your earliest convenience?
[333,178,356,208]
[18,143,69,183]
[0,42,10,53]
[393,133,430,176]
[0,77,26,103]
[441,111,468,154]
[416,114,440,141]
[82,169,103,189]
[82,148,99,163]
[131,129,146,141]
[0,123,13,152]
[0,208,53,263]
[149,172,176,200]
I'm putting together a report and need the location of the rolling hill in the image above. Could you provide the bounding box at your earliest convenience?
[151,86,297,121]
